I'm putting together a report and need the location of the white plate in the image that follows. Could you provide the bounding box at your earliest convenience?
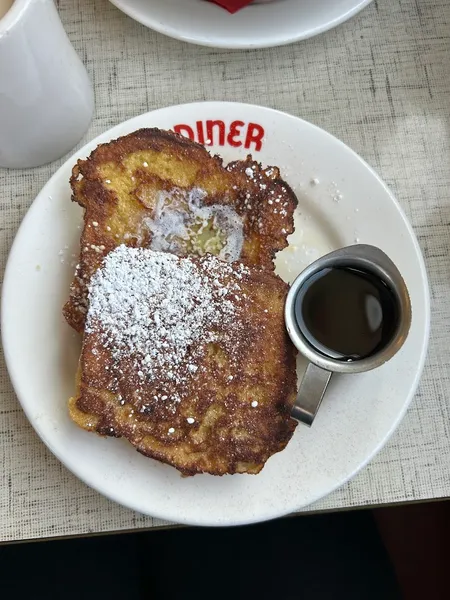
[109,0,373,49]
[2,102,429,526]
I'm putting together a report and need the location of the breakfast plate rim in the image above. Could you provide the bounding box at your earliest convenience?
[107,0,374,49]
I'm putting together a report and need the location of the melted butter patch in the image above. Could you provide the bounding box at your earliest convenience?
[144,187,244,262]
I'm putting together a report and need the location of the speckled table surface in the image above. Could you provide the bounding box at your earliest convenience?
[1,0,450,542]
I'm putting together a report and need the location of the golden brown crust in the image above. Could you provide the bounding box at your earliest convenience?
[63,128,297,332]
[69,253,297,476]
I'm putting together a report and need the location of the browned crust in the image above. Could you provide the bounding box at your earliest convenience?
[63,128,298,332]
[69,258,298,476]
[73,128,224,181]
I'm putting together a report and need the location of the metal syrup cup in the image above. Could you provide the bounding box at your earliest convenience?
[284,244,412,426]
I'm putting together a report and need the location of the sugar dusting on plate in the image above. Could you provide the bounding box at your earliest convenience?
[274,207,336,284]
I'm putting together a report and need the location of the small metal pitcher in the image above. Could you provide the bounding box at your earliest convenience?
[285,244,412,426]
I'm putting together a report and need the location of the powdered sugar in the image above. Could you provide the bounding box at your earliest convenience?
[86,246,247,406]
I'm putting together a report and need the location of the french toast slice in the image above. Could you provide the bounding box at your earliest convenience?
[64,128,297,332]
[69,246,297,476]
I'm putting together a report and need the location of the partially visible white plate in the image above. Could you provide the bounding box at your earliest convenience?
[109,0,373,49]
[2,102,429,526]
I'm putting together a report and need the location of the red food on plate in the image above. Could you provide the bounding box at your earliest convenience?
[207,0,253,13]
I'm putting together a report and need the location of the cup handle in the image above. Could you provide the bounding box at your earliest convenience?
[291,363,332,426]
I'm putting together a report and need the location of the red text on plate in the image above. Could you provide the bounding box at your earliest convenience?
[173,120,265,151]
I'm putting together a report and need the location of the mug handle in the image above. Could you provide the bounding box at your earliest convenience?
[291,363,332,426]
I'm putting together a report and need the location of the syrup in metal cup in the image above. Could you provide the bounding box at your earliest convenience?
[284,245,412,426]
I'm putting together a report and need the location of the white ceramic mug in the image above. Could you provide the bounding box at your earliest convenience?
[0,0,94,168]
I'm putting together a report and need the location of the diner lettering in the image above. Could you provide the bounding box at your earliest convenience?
[173,120,265,151]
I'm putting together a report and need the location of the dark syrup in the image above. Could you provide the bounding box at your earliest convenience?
[295,267,399,361]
